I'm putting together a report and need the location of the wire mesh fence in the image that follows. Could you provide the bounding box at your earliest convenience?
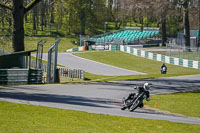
[166,38,200,61]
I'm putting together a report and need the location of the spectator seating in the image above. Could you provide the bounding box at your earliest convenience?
[90,28,159,44]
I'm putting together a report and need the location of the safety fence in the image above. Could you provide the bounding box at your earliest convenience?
[166,44,200,61]
[168,37,199,49]
[31,60,85,80]
[120,45,200,69]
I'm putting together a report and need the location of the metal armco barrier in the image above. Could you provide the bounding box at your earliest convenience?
[28,69,43,84]
[0,69,43,85]
[0,69,29,85]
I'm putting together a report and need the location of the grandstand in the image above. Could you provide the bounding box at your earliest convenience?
[89,27,159,45]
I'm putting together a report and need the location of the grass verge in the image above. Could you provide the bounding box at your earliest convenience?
[0,101,199,133]
[0,37,78,53]
[74,51,200,76]
[34,50,200,83]
[145,91,200,118]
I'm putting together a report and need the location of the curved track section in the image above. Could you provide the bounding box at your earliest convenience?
[42,53,145,76]
[0,75,200,124]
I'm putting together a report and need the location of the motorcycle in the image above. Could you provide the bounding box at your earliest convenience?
[121,86,150,112]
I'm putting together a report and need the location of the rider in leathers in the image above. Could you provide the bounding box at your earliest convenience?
[124,83,151,108]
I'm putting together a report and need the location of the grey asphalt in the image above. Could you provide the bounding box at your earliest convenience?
[0,75,200,124]
[41,53,145,76]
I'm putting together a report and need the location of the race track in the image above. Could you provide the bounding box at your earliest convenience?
[41,53,145,76]
[0,75,200,124]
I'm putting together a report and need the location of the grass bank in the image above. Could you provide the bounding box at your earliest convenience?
[0,101,199,133]
[0,37,77,53]
[74,51,200,77]
[57,50,200,82]
[145,91,200,118]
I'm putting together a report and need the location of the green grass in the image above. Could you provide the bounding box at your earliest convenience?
[25,37,78,53]
[74,51,200,76]
[145,91,200,118]
[0,101,199,133]
[71,50,200,82]
[0,37,78,53]
[84,72,112,82]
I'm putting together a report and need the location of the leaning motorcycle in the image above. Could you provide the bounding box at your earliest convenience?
[121,86,150,112]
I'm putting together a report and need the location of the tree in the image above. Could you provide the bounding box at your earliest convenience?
[198,0,200,48]
[182,0,191,49]
[40,0,46,31]
[106,0,124,29]
[54,0,108,35]
[0,0,42,52]
[145,0,176,46]
[32,6,38,32]
[155,1,170,46]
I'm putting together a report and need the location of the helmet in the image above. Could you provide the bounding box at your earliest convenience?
[143,83,152,91]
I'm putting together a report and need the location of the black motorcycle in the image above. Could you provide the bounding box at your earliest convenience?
[121,86,150,112]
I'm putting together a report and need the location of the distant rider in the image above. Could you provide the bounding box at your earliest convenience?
[161,63,167,74]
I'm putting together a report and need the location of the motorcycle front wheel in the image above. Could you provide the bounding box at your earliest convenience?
[128,99,140,112]
[121,99,133,110]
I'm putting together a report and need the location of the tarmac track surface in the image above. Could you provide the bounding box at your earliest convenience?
[0,75,200,124]
[41,53,145,76]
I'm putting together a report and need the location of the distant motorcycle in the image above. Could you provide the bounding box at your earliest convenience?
[121,83,152,112]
